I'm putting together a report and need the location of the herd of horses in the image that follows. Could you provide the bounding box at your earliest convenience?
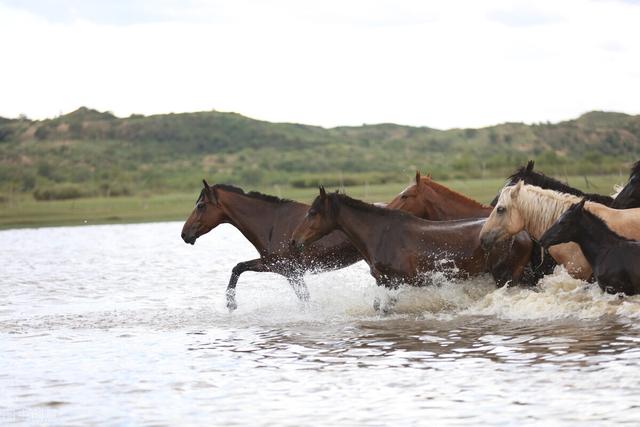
[181,160,640,311]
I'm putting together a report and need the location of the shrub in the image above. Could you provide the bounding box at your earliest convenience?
[33,184,90,201]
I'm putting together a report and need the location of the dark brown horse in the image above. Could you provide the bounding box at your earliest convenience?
[182,181,361,310]
[291,187,532,290]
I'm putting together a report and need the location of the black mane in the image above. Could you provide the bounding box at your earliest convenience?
[215,184,293,204]
[198,183,294,204]
[324,192,415,219]
[629,160,640,180]
[503,161,613,206]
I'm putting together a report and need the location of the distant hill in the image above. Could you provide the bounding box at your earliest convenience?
[1,107,638,199]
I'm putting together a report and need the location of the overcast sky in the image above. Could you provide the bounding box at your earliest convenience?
[1,0,639,129]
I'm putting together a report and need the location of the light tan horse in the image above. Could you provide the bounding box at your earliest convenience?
[479,181,640,280]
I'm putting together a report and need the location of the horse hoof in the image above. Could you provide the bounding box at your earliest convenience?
[298,291,310,302]
[225,289,237,311]
[226,300,238,312]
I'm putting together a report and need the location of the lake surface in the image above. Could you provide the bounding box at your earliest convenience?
[2,222,640,426]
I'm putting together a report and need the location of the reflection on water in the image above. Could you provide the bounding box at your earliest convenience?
[2,222,640,425]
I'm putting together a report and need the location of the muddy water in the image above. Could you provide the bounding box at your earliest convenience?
[2,222,640,426]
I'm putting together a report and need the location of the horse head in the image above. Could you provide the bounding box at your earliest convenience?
[480,181,527,250]
[181,180,228,244]
[387,171,441,218]
[291,186,338,249]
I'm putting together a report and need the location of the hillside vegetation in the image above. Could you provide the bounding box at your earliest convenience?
[1,107,638,200]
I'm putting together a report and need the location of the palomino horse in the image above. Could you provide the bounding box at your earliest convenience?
[291,187,533,289]
[480,181,640,280]
[490,160,614,207]
[611,160,640,208]
[540,200,640,296]
[182,181,360,310]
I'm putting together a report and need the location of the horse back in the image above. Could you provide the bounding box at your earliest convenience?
[588,204,640,239]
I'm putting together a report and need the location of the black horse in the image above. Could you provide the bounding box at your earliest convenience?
[539,199,640,296]
[490,160,614,207]
[611,160,640,209]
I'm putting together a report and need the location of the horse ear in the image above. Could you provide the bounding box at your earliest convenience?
[415,171,421,186]
[319,185,327,199]
[526,160,534,172]
[202,179,217,204]
[511,180,524,199]
[577,198,587,210]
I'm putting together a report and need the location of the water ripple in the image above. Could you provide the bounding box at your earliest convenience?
[2,222,640,425]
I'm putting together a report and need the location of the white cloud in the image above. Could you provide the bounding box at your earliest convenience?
[0,0,639,128]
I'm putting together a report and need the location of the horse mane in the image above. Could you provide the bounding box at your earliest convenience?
[506,161,614,205]
[423,177,491,209]
[499,184,583,238]
[211,184,294,204]
[327,192,414,219]
[629,160,640,180]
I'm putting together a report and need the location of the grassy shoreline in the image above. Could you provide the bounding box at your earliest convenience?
[0,175,624,230]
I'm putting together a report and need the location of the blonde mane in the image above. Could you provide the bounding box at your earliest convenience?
[497,184,583,238]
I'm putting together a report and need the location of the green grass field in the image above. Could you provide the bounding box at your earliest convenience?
[0,175,625,230]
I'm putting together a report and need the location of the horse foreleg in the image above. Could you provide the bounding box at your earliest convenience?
[225,258,272,311]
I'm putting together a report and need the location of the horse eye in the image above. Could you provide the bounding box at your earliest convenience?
[497,206,506,214]
[401,195,408,200]
[197,203,206,211]
[308,210,317,217]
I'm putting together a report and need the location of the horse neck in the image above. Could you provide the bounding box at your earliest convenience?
[571,213,625,265]
[217,190,286,254]
[334,201,396,264]
[517,190,578,239]
[426,182,492,219]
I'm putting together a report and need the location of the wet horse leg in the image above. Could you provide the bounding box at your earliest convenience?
[225,258,272,311]
[225,257,311,311]
[287,275,310,302]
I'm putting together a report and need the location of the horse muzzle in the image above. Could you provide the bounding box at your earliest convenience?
[289,238,304,251]
[480,230,500,251]
[181,232,196,245]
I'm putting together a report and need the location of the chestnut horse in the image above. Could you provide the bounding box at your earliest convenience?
[387,172,492,219]
[291,187,532,290]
